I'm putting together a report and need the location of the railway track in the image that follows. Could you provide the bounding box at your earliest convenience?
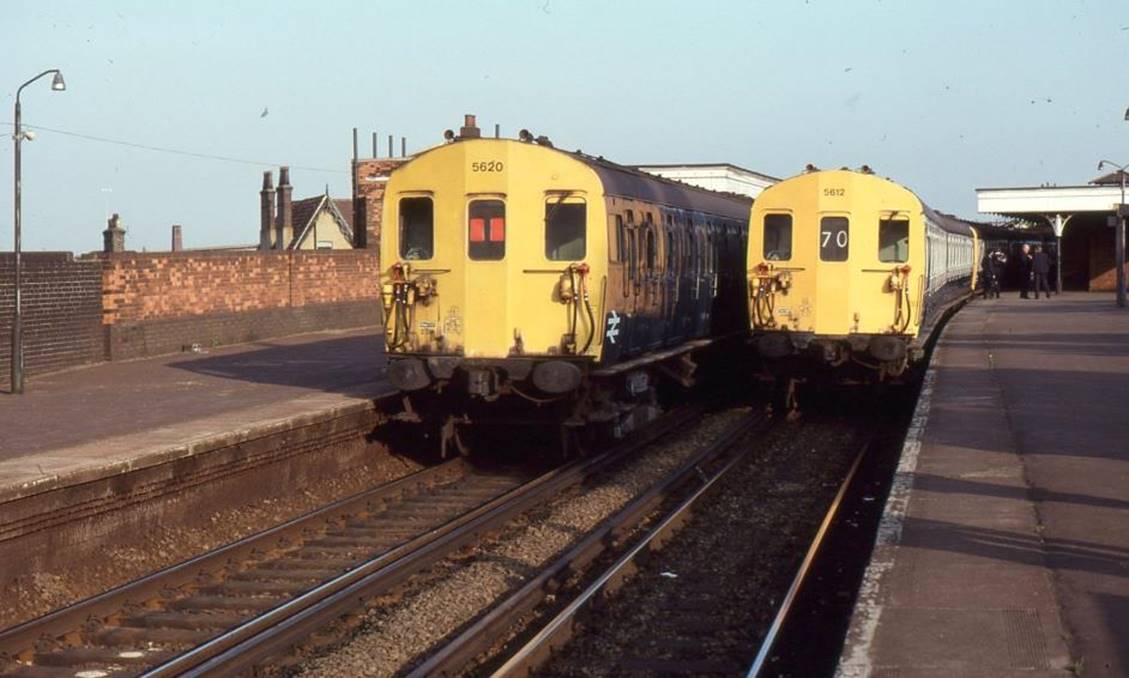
[427,419,870,677]
[0,406,704,677]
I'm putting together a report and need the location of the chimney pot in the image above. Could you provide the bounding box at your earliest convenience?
[103,213,126,253]
[260,170,276,249]
[276,166,294,249]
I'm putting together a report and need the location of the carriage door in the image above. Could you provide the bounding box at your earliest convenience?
[464,197,509,356]
[623,211,640,355]
[663,216,679,342]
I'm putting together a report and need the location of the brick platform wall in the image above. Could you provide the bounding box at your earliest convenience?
[102,250,381,360]
[1,250,381,384]
[0,253,104,384]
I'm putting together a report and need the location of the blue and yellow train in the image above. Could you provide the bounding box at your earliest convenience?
[747,166,981,391]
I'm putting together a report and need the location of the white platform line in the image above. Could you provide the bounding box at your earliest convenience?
[835,324,949,678]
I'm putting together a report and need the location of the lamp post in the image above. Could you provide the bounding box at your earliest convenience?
[1098,159,1127,308]
[10,69,65,394]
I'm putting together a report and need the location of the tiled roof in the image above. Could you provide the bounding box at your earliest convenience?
[288,193,354,248]
[1091,170,1129,186]
[288,197,324,247]
[332,199,356,232]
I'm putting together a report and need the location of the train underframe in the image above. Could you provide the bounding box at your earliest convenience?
[751,330,924,412]
[385,350,707,457]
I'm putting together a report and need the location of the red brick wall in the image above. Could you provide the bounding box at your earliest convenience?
[101,250,379,323]
[1087,229,1128,291]
[0,253,104,386]
[100,250,381,360]
[2,250,383,382]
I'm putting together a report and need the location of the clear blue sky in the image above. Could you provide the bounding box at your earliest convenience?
[2,0,1126,252]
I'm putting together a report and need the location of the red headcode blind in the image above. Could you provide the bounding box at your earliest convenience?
[469,218,486,243]
[489,217,505,242]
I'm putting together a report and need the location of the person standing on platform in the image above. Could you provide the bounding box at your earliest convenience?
[1019,243,1033,299]
[1032,244,1052,299]
[983,248,1006,299]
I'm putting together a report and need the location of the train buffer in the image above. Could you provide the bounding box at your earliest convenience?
[838,292,1129,677]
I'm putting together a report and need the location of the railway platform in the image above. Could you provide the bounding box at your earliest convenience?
[0,327,393,585]
[839,292,1129,677]
[0,327,391,500]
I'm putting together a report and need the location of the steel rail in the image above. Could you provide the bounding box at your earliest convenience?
[488,414,765,677]
[0,456,471,655]
[141,405,705,677]
[746,440,869,677]
[408,410,768,677]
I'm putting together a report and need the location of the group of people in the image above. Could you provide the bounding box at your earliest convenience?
[981,243,1054,300]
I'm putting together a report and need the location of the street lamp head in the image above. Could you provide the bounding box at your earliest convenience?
[1099,161,1107,171]
[1124,106,1129,121]
[50,71,66,91]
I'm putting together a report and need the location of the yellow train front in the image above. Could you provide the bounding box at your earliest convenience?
[746,167,979,387]
[382,117,750,453]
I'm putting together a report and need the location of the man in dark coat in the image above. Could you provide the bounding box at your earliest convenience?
[983,248,1006,299]
[1018,243,1033,299]
[1032,244,1052,298]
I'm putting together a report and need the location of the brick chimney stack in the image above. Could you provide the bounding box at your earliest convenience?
[103,213,126,253]
[171,224,183,252]
[260,170,275,249]
[275,166,293,250]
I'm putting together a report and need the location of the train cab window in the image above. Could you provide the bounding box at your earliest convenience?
[468,199,505,260]
[399,197,434,260]
[819,216,849,261]
[879,218,910,263]
[763,214,792,261]
[545,198,586,261]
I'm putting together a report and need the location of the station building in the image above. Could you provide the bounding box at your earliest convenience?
[977,170,1129,291]
[635,163,779,199]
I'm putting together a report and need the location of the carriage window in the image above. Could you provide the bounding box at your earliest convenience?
[545,199,586,261]
[763,214,792,261]
[879,218,910,263]
[645,228,657,271]
[399,197,434,260]
[689,233,698,275]
[615,215,626,262]
[820,216,849,261]
[468,199,505,260]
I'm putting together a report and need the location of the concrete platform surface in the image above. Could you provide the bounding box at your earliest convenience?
[0,327,392,501]
[839,293,1129,678]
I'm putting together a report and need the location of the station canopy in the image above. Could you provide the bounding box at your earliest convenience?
[977,171,1127,291]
